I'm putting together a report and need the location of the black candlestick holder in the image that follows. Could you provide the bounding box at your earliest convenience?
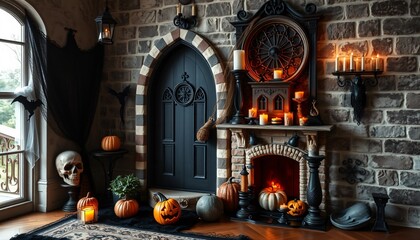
[236,191,252,219]
[302,154,326,227]
[230,69,247,124]
[371,192,389,232]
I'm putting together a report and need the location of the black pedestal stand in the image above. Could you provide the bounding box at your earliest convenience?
[230,70,247,124]
[61,184,79,212]
[372,193,389,232]
[302,155,326,228]
[236,191,252,219]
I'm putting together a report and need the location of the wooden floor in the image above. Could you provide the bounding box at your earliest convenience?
[1,210,420,240]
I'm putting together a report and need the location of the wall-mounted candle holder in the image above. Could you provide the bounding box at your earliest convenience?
[173,1,197,29]
[332,70,382,125]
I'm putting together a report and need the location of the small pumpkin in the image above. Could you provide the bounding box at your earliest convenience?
[287,199,307,217]
[153,192,182,225]
[258,186,287,211]
[217,176,240,212]
[114,198,139,218]
[101,135,121,151]
[196,194,224,222]
[77,192,99,212]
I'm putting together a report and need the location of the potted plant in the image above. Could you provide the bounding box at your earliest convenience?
[109,174,141,218]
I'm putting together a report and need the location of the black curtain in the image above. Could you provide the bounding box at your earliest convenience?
[25,14,104,194]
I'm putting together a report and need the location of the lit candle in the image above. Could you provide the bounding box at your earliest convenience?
[284,112,293,126]
[375,54,379,70]
[176,3,181,15]
[240,165,248,192]
[103,28,110,39]
[361,54,365,71]
[233,50,245,70]
[280,203,288,210]
[299,117,308,126]
[248,108,257,118]
[349,52,354,70]
[294,91,304,99]
[335,55,339,71]
[259,113,268,125]
[342,56,346,71]
[191,3,196,16]
[273,69,283,79]
[81,207,95,223]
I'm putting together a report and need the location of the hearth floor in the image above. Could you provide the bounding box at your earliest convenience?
[148,188,207,211]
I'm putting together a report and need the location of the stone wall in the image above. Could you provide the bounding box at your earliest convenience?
[99,0,420,228]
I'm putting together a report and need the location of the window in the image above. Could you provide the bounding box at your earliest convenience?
[0,4,28,207]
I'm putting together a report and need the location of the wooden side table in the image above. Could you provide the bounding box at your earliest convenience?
[91,149,128,205]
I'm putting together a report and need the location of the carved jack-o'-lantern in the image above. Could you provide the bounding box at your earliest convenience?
[153,192,182,225]
[287,199,307,217]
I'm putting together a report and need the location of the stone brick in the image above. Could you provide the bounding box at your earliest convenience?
[383,18,420,35]
[411,0,420,16]
[377,170,398,186]
[347,4,369,19]
[386,57,418,72]
[138,26,158,38]
[115,42,128,55]
[369,126,406,138]
[358,20,380,37]
[356,185,387,201]
[336,124,369,138]
[327,137,350,151]
[389,188,420,205]
[377,75,396,91]
[371,93,404,108]
[387,110,420,124]
[246,0,266,11]
[318,6,344,21]
[122,56,143,68]
[131,10,156,25]
[370,155,413,170]
[398,75,420,90]
[408,207,420,225]
[327,22,356,40]
[407,93,420,109]
[118,27,137,40]
[396,37,420,55]
[323,109,350,123]
[352,139,382,153]
[339,41,368,56]
[385,140,420,155]
[329,184,354,198]
[119,0,140,11]
[360,110,384,125]
[372,38,393,56]
[400,171,420,188]
[372,0,408,16]
[385,205,406,222]
[408,127,420,140]
[317,43,335,58]
[206,2,231,17]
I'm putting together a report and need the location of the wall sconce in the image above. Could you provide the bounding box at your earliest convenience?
[173,0,197,29]
[95,0,117,44]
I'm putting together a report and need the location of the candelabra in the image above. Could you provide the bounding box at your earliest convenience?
[173,1,197,30]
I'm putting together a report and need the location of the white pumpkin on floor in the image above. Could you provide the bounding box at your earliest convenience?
[196,194,224,222]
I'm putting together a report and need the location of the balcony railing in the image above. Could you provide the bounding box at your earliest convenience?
[0,134,21,195]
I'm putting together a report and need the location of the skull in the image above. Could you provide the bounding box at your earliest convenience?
[55,151,83,186]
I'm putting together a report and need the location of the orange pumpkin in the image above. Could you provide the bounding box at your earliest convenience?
[217,176,240,212]
[287,199,307,216]
[153,192,181,225]
[258,186,287,211]
[114,198,139,218]
[77,192,99,212]
[101,135,121,151]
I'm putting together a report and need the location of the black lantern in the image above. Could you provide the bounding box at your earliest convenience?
[95,0,116,45]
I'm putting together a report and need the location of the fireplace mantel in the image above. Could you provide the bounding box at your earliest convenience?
[216,124,333,132]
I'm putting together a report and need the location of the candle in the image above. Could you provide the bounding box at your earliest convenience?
[361,55,365,71]
[284,112,293,126]
[241,173,248,192]
[299,117,308,126]
[259,113,268,125]
[294,91,304,99]
[349,52,354,70]
[191,3,196,16]
[103,28,110,39]
[248,108,257,118]
[375,54,379,70]
[81,207,95,223]
[273,69,283,79]
[176,3,181,15]
[335,55,339,71]
[342,56,346,71]
[280,203,288,210]
[233,50,245,70]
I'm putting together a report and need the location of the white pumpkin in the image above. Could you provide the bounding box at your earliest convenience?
[258,187,288,211]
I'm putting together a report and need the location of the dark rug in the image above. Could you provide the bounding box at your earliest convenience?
[11,206,250,240]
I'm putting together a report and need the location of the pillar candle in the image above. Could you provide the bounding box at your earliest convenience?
[259,113,268,125]
[81,207,95,223]
[375,54,379,70]
[176,3,181,15]
[248,108,257,118]
[294,91,304,99]
[241,173,248,192]
[273,69,283,79]
[335,55,339,71]
[361,55,365,71]
[299,117,308,126]
[284,112,293,126]
[349,52,354,70]
[233,50,245,70]
[191,3,196,16]
[342,56,346,71]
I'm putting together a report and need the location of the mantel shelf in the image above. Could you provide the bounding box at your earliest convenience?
[216,124,334,132]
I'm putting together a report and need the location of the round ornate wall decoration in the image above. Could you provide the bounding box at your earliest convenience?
[242,16,309,83]
[174,81,194,106]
